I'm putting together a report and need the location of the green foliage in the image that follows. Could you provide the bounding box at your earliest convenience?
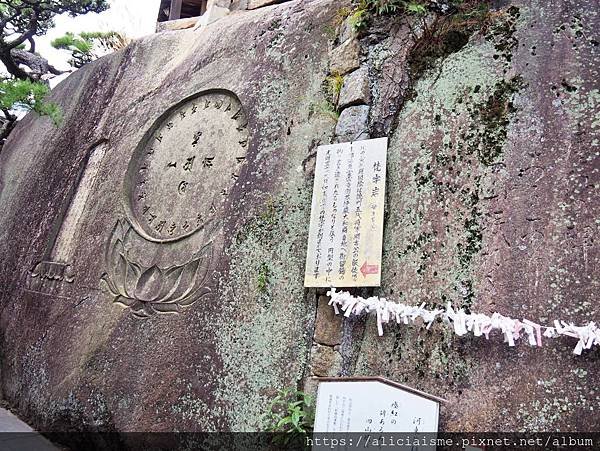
[350,0,429,31]
[326,72,344,100]
[405,1,427,15]
[256,262,271,294]
[0,79,61,124]
[263,388,314,440]
[325,7,352,40]
[349,7,369,31]
[0,1,109,39]
[310,100,340,121]
[51,30,123,68]
[408,1,493,79]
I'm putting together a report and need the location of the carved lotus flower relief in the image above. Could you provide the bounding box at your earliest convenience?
[101,220,212,318]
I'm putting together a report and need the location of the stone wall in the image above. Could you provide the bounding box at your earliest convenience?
[0,0,598,436]
[302,0,600,432]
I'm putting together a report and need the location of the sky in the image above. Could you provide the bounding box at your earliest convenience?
[36,0,161,77]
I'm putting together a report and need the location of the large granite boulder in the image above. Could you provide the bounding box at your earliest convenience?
[0,0,342,433]
[0,0,598,437]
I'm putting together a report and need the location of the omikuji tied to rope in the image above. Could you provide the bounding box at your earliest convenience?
[327,289,600,355]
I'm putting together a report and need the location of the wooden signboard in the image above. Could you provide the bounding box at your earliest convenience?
[304,138,388,288]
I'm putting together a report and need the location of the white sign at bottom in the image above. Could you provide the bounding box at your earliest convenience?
[313,377,442,433]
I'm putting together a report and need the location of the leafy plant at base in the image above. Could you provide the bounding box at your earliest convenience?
[263,388,315,445]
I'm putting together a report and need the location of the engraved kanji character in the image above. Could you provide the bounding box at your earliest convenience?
[191,104,198,114]
[155,221,166,233]
[182,221,190,231]
[183,156,195,172]
[167,161,177,168]
[166,122,174,130]
[192,131,202,147]
[214,99,224,109]
[203,157,214,168]
[148,214,156,224]
[142,206,151,215]
[155,134,163,143]
[239,138,248,147]
[236,156,246,164]
[204,100,211,109]
[231,173,238,180]
[196,213,203,227]
[168,222,177,235]
[179,111,186,119]
[178,181,188,194]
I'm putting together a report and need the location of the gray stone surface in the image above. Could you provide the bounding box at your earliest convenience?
[0,0,598,436]
[335,105,370,142]
[349,0,600,432]
[310,345,342,377]
[314,295,342,345]
[338,16,357,44]
[0,409,59,450]
[247,0,283,9]
[302,377,319,399]
[338,67,371,109]
[330,38,360,75]
[156,17,198,32]
[0,0,348,434]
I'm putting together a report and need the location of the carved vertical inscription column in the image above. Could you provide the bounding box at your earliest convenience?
[52,142,108,261]
[103,90,249,317]
[27,142,109,295]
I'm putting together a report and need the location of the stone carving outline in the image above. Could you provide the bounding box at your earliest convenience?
[123,89,249,244]
[101,219,213,318]
[103,89,249,317]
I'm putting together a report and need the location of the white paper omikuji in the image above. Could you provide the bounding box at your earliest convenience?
[326,289,600,355]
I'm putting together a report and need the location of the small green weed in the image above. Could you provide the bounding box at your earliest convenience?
[257,263,271,294]
[263,388,315,442]
[326,72,344,100]
[350,0,429,31]
[309,100,340,120]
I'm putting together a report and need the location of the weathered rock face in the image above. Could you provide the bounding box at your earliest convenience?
[0,0,343,433]
[0,0,598,437]
[349,0,600,432]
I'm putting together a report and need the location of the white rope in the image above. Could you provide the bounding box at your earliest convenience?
[326,289,600,355]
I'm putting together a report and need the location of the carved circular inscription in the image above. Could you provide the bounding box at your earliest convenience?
[127,91,249,242]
